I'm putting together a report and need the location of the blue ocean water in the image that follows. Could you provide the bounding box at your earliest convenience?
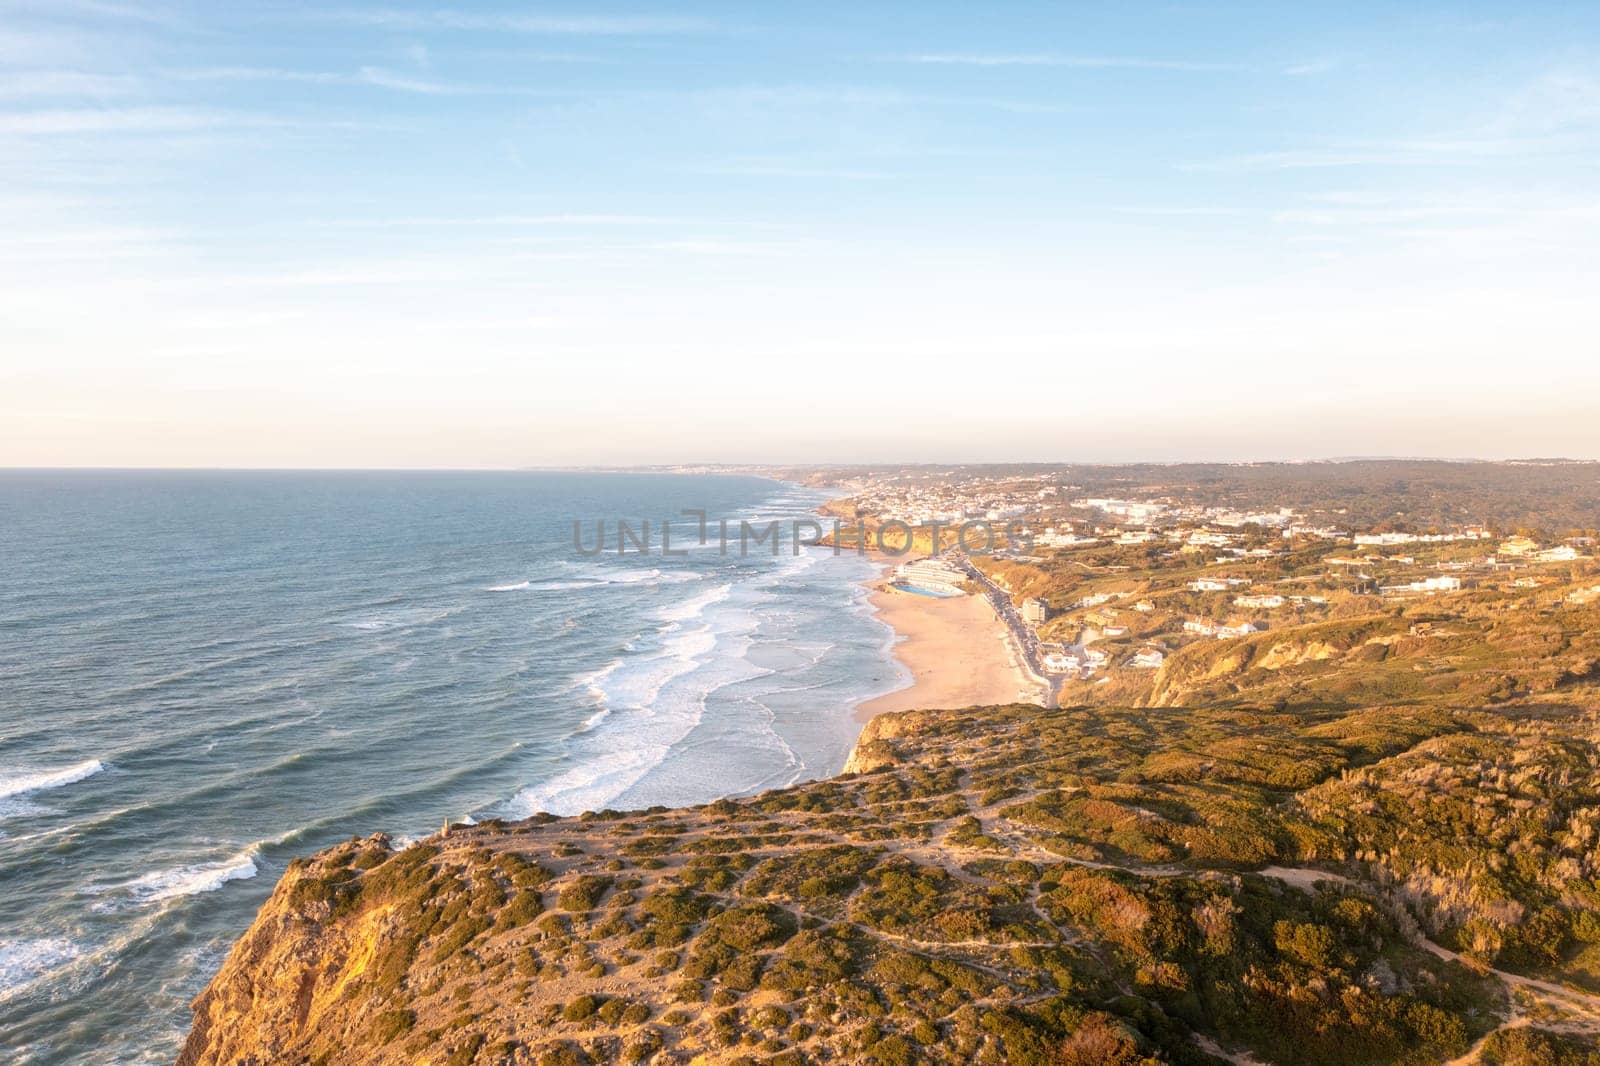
[0,471,904,1064]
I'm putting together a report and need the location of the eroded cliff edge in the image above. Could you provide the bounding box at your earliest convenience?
[179,696,1600,1065]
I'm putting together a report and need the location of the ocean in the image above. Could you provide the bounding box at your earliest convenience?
[0,470,904,1064]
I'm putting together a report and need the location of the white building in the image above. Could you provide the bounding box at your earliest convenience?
[1498,536,1539,557]
[1379,575,1462,595]
[1130,649,1166,669]
[892,557,968,596]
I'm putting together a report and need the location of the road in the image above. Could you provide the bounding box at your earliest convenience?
[950,551,1063,707]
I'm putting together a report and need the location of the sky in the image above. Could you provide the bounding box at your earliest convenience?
[2,1,1599,467]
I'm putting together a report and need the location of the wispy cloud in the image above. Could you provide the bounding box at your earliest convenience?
[1190,70,1600,172]
[693,85,920,108]
[354,66,473,95]
[0,27,96,64]
[1281,58,1337,76]
[3,224,181,262]
[1488,71,1600,135]
[892,53,1243,72]
[682,84,1070,116]
[695,162,896,181]
[253,262,475,287]
[645,239,804,256]
[165,67,350,86]
[0,71,142,99]
[0,106,356,135]
[1111,205,1247,216]
[166,66,511,95]
[311,9,712,35]
[1182,136,1571,171]
[0,0,186,27]
[1272,192,1600,229]
[325,213,689,228]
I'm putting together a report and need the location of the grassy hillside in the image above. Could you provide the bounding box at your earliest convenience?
[180,565,1600,1065]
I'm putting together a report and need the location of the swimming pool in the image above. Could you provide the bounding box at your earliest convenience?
[890,581,963,598]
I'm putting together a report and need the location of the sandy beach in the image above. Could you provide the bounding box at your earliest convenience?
[854,567,1046,724]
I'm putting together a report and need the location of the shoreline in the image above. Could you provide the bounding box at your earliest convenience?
[851,554,1046,726]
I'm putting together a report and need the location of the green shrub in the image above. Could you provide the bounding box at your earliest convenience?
[557,875,613,912]
[369,1009,414,1044]
[562,994,601,1023]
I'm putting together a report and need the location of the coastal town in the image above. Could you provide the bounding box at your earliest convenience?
[826,462,1600,705]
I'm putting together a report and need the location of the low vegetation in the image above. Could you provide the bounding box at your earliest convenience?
[182,521,1600,1065]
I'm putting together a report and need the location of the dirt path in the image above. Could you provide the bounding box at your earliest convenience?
[1260,865,1600,1062]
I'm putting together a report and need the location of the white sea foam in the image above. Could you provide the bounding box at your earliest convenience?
[655,583,732,624]
[584,566,661,584]
[504,505,884,818]
[528,567,697,592]
[504,576,786,817]
[0,755,104,813]
[0,938,84,1000]
[0,758,105,801]
[577,658,623,700]
[506,625,721,816]
[485,580,532,592]
[103,848,260,906]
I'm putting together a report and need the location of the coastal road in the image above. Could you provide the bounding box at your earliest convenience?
[950,552,1062,708]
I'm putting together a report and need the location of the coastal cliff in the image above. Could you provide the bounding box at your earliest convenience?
[178,683,1600,1064]
[839,707,942,774]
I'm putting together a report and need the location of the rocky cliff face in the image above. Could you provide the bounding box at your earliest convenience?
[839,708,944,773]
[178,836,412,1066]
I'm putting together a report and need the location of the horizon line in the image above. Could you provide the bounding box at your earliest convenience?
[3,456,1599,473]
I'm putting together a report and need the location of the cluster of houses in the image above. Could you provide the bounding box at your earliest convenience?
[1353,529,1490,546]
[1183,619,1266,639]
[845,473,1058,527]
[844,474,1598,688]
[1041,641,1167,678]
[1187,578,1248,592]
[1497,536,1583,563]
[1040,643,1107,678]
[1070,498,1300,530]
[1035,527,1101,548]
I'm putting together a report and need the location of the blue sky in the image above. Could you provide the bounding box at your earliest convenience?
[2,2,1598,466]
